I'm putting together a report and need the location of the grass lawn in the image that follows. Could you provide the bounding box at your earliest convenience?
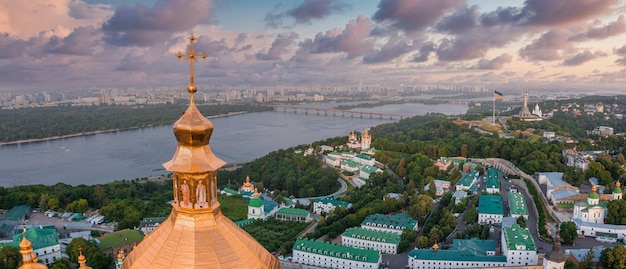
[99,229,144,250]
[218,194,248,221]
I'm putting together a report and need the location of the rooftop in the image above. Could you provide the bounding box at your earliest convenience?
[276,207,309,217]
[235,219,255,227]
[538,172,571,189]
[1,226,59,250]
[342,227,401,244]
[221,187,238,195]
[361,213,417,230]
[341,160,359,168]
[485,169,500,189]
[478,195,503,215]
[360,165,380,174]
[408,249,506,262]
[139,217,167,227]
[293,238,380,263]
[508,192,528,216]
[452,238,497,255]
[502,224,536,251]
[355,154,373,160]
[457,170,479,187]
[314,197,351,208]
[249,197,263,208]
[0,205,30,222]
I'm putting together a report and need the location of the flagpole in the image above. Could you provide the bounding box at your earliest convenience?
[492,92,495,126]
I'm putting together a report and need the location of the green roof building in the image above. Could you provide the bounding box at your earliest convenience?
[485,169,500,193]
[139,217,167,234]
[478,195,503,224]
[248,191,265,220]
[456,170,479,191]
[313,197,351,215]
[292,238,381,269]
[0,226,61,265]
[408,238,507,268]
[275,207,310,222]
[501,224,538,266]
[361,213,418,235]
[220,187,239,196]
[342,227,401,254]
[508,192,529,219]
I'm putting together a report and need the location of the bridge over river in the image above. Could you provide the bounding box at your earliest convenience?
[273,105,412,120]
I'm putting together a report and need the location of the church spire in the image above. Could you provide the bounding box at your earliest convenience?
[77,247,93,269]
[18,225,48,269]
[120,34,281,269]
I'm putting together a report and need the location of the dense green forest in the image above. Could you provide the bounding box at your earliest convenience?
[218,148,340,198]
[0,103,272,142]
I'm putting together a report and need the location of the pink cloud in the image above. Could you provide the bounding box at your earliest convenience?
[256,32,298,61]
[373,0,464,33]
[475,53,513,70]
[570,15,626,41]
[102,0,214,46]
[294,15,373,60]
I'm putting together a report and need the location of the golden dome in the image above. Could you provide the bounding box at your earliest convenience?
[243,175,254,188]
[121,34,281,269]
[18,229,48,269]
[617,181,621,188]
[78,248,93,269]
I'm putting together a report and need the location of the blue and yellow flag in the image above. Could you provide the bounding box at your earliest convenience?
[494,90,503,99]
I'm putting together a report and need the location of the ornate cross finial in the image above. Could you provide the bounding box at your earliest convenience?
[21,220,26,234]
[176,34,207,94]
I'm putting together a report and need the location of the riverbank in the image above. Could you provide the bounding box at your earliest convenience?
[0,111,249,146]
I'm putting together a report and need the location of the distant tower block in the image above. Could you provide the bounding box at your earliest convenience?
[519,91,532,117]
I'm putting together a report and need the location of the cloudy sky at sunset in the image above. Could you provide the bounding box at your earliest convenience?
[1,0,626,92]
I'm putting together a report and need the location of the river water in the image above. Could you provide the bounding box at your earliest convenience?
[0,102,467,187]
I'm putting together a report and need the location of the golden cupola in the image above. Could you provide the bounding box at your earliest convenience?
[120,34,282,269]
[18,227,48,269]
[77,247,93,269]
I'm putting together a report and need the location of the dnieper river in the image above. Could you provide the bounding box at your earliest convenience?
[0,103,467,187]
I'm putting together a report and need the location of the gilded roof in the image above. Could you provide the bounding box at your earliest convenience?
[121,207,280,268]
[122,34,281,269]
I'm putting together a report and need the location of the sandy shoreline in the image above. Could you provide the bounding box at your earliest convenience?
[0,111,249,146]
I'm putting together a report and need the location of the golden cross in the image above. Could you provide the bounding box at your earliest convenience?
[176,34,207,94]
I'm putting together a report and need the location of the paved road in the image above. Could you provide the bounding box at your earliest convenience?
[293,178,348,206]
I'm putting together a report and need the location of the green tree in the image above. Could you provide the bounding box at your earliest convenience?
[559,221,577,245]
[417,236,430,249]
[38,193,50,211]
[463,206,477,224]
[0,246,21,269]
[516,215,526,228]
[607,199,626,224]
[428,226,444,243]
[50,259,70,269]
[47,197,60,211]
[408,195,433,221]
[65,198,89,213]
[602,245,626,269]
[66,238,112,269]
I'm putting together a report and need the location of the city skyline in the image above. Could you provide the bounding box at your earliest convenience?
[1,0,626,93]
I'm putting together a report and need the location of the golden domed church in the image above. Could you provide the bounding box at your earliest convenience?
[18,227,48,269]
[120,34,282,269]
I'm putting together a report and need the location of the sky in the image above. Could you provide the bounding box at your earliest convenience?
[1,0,626,93]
